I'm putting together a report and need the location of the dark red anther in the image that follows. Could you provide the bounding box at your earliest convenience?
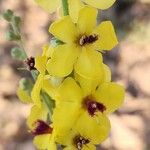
[73,135,90,150]
[25,56,36,71]
[79,34,98,46]
[32,120,53,136]
[84,96,106,116]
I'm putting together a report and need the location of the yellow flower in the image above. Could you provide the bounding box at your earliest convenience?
[27,104,56,150]
[27,104,56,149]
[27,104,48,130]
[34,0,115,22]
[31,45,58,107]
[33,131,56,150]
[32,120,56,150]
[52,76,124,144]
[62,112,110,150]
[46,6,118,78]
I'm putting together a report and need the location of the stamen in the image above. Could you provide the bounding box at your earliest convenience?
[73,135,90,150]
[32,120,53,135]
[84,96,106,116]
[79,34,98,46]
[25,56,36,71]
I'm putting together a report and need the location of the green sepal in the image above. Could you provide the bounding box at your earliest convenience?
[11,47,27,60]
[50,38,64,47]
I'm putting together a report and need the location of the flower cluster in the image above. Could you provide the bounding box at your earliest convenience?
[17,0,125,150]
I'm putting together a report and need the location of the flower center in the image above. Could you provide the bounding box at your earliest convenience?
[73,135,90,150]
[84,96,106,116]
[79,34,98,46]
[32,120,53,135]
[25,56,36,71]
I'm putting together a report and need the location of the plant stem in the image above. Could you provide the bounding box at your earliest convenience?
[62,0,69,16]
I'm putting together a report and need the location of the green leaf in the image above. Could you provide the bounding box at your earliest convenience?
[5,30,21,41]
[19,78,33,92]
[17,78,34,104]
[2,9,14,22]
[11,47,26,60]
[12,16,21,30]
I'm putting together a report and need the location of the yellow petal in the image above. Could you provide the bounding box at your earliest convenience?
[83,144,96,150]
[17,87,32,103]
[46,44,79,77]
[77,6,98,34]
[75,111,110,144]
[57,77,82,102]
[82,0,116,10]
[52,101,81,144]
[42,78,57,100]
[75,64,110,96]
[102,64,111,83]
[35,56,47,74]
[47,134,57,150]
[74,48,104,79]
[68,0,84,23]
[34,0,60,13]
[31,74,44,107]
[75,73,101,97]
[27,104,48,130]
[64,146,76,150]
[49,16,78,43]
[94,82,125,114]
[42,44,54,58]
[33,134,52,149]
[93,21,118,50]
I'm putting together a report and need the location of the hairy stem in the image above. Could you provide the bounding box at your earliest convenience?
[62,0,69,16]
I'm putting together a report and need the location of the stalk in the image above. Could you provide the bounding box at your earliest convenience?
[62,0,69,16]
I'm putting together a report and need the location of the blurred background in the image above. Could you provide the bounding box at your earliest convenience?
[0,0,150,149]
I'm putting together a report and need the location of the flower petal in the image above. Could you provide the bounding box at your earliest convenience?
[52,101,81,143]
[49,16,78,43]
[42,78,57,100]
[27,104,48,130]
[82,0,116,10]
[46,44,79,77]
[102,64,111,82]
[94,82,125,114]
[74,48,104,79]
[93,21,118,50]
[57,77,82,102]
[33,134,52,149]
[34,0,60,13]
[68,0,84,23]
[31,74,44,107]
[17,87,32,104]
[75,111,110,144]
[64,146,76,150]
[42,44,54,58]
[75,73,101,97]
[77,6,98,34]
[35,56,47,74]
[83,144,96,150]
[75,64,111,96]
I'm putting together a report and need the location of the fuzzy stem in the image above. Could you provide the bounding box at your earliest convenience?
[62,0,69,16]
